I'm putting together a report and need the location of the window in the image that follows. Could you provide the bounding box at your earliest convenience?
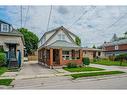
[62,51,71,60]
[58,34,61,40]
[62,34,65,40]
[1,24,9,32]
[58,33,65,40]
[115,45,119,50]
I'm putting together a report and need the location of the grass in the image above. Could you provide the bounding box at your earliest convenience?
[92,59,127,66]
[0,67,8,75]
[63,67,104,72]
[0,79,13,86]
[71,71,125,79]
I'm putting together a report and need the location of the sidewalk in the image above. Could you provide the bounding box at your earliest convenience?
[91,64,127,72]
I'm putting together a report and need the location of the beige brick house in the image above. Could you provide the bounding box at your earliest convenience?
[0,19,24,67]
[82,48,105,60]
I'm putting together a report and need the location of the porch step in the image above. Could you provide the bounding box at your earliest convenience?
[8,58,18,67]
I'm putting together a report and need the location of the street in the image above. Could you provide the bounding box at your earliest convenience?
[9,63,127,89]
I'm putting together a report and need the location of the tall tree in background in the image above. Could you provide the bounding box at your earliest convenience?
[110,33,118,42]
[75,36,81,46]
[92,45,96,48]
[18,28,39,55]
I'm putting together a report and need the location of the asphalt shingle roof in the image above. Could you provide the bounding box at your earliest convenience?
[104,38,127,46]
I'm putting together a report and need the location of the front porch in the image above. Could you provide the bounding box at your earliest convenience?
[38,48,83,68]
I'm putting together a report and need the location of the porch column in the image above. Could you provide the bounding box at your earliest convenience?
[49,48,53,68]
[80,49,83,60]
[59,48,62,65]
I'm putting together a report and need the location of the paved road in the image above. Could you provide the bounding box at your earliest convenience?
[11,63,127,89]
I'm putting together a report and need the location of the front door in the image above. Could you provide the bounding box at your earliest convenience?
[9,44,16,59]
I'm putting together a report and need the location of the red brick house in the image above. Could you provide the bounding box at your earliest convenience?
[38,26,83,68]
[103,38,127,57]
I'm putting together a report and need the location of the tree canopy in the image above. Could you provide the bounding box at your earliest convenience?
[92,45,96,49]
[18,28,39,55]
[75,36,81,46]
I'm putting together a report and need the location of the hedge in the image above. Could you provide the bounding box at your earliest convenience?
[0,53,6,66]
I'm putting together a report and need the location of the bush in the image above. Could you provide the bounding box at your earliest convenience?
[67,62,77,68]
[0,53,6,66]
[83,57,90,65]
[115,53,127,66]
[109,56,115,61]
[0,47,4,52]
[115,53,127,61]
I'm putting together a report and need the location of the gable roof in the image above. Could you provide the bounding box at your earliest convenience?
[103,39,127,46]
[42,26,78,46]
[39,40,81,49]
[0,19,12,26]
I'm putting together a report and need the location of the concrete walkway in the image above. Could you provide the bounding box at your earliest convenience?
[90,64,127,72]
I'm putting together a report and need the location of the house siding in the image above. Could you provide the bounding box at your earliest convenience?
[0,35,24,65]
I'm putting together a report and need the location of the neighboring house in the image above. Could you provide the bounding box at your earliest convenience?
[0,19,24,67]
[103,39,127,56]
[38,26,82,68]
[82,48,105,60]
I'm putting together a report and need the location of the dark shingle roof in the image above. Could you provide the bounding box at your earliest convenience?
[103,39,127,46]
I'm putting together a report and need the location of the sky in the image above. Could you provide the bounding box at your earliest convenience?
[0,6,127,47]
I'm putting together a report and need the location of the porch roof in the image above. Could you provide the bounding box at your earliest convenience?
[42,40,82,49]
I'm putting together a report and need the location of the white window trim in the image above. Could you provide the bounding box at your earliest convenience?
[1,23,9,32]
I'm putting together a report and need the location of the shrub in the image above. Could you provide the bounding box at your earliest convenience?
[83,57,90,65]
[109,56,115,61]
[115,53,127,66]
[0,47,4,52]
[0,53,6,66]
[67,62,77,68]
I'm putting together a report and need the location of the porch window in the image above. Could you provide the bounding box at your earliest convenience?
[62,51,71,60]
[75,50,80,59]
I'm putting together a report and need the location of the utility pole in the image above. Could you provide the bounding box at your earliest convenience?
[20,5,22,28]
[47,5,52,31]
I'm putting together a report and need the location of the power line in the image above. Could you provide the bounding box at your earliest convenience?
[68,6,96,29]
[24,6,30,28]
[46,5,52,31]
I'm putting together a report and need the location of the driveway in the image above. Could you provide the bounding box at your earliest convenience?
[15,62,59,79]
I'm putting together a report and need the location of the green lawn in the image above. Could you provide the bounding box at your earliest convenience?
[0,79,13,86]
[0,67,8,75]
[92,59,127,66]
[71,71,125,79]
[63,67,105,72]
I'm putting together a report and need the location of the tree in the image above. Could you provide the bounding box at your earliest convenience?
[18,28,39,55]
[92,45,96,48]
[110,33,118,42]
[115,53,127,66]
[75,36,81,46]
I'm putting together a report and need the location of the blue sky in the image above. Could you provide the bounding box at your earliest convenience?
[0,6,127,47]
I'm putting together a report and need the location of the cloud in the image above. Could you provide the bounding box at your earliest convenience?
[1,6,127,47]
[57,6,69,15]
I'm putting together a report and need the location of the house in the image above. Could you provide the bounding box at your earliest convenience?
[82,48,105,60]
[0,19,24,67]
[103,39,127,56]
[38,26,83,68]
[103,34,127,57]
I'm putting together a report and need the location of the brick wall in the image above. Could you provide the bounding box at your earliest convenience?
[105,44,127,51]
[62,59,82,65]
